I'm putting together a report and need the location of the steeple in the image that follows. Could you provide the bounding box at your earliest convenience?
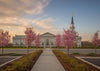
[71,12,74,24]
[70,12,75,31]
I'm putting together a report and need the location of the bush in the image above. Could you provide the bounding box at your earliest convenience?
[0,50,42,71]
[72,53,80,55]
[72,64,90,71]
[52,46,65,48]
[7,53,22,56]
[88,53,95,56]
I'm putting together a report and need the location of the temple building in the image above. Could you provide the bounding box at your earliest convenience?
[12,13,82,47]
[13,32,56,48]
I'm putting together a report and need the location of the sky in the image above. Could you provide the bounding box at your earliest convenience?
[0,0,100,42]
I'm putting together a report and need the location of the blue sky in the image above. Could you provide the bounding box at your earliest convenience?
[0,0,100,41]
[44,0,100,32]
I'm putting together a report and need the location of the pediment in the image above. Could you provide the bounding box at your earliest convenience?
[40,32,55,37]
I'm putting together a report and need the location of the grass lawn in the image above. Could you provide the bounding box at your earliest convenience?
[0,53,23,56]
[0,47,44,49]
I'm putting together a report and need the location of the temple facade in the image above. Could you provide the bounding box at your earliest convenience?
[13,32,56,47]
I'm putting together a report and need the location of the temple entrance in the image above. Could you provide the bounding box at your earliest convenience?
[46,39,49,45]
[43,39,51,48]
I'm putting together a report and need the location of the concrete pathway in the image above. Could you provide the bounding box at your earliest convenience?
[31,48,65,71]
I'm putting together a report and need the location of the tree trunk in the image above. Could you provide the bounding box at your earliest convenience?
[27,46,29,54]
[2,46,3,55]
[94,46,96,54]
[68,48,69,55]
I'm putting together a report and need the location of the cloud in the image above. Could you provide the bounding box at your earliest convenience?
[79,33,93,42]
[0,17,58,35]
[0,0,51,17]
[0,0,59,42]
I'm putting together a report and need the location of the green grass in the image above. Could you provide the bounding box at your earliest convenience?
[0,53,22,56]
[72,47,100,49]
[72,53,80,55]
[0,47,43,49]
[7,53,22,56]
[88,53,95,56]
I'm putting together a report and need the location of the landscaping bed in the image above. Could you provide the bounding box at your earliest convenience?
[53,50,99,71]
[0,50,42,71]
[0,53,23,56]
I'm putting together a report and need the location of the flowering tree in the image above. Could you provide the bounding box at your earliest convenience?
[62,30,77,55]
[25,28,35,54]
[34,34,40,47]
[92,31,100,54]
[62,35,66,47]
[0,30,10,55]
[55,34,61,48]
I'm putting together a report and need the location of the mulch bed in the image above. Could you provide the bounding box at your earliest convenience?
[0,50,43,71]
[53,51,100,71]
[26,51,43,71]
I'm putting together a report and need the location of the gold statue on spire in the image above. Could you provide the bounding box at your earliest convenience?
[72,12,73,16]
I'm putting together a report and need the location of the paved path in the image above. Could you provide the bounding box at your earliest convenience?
[0,56,19,65]
[1,48,100,54]
[82,58,100,67]
[58,49,100,54]
[76,57,100,70]
[31,48,65,71]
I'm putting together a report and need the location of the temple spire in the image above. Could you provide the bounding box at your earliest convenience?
[72,12,73,16]
[71,12,74,24]
[70,12,75,31]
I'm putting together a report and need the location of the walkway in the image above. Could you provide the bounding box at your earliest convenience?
[31,48,65,71]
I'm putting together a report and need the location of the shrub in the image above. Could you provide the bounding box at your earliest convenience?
[72,53,80,55]
[72,64,90,71]
[7,53,22,56]
[88,53,95,56]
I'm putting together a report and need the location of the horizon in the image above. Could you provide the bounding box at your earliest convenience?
[0,0,100,42]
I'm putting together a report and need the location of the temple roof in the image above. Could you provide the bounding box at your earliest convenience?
[40,32,55,37]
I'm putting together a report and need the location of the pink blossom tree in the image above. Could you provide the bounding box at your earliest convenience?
[55,34,61,48]
[92,31,100,54]
[62,30,77,55]
[25,28,35,54]
[0,30,10,55]
[34,34,40,48]
[62,35,66,47]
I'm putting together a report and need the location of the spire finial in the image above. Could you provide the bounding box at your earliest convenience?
[72,12,73,16]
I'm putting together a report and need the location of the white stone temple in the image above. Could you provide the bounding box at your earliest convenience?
[12,13,82,47]
[13,32,56,48]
